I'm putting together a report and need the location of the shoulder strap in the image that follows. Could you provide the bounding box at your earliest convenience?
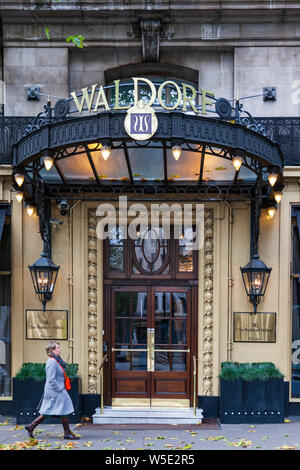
[51,357,67,379]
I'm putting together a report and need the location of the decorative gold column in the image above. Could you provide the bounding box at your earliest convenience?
[203,209,214,396]
[87,209,98,393]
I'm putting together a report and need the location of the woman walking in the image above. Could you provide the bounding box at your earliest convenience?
[25,341,79,440]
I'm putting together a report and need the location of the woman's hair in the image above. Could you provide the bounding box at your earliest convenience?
[46,341,60,356]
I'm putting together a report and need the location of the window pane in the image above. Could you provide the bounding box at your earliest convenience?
[0,275,11,397]
[0,225,10,271]
[172,293,187,317]
[292,216,300,397]
[178,228,194,272]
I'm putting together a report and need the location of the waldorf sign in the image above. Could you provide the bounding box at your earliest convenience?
[70,77,216,140]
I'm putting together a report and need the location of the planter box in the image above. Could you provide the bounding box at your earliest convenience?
[13,378,81,425]
[220,378,285,423]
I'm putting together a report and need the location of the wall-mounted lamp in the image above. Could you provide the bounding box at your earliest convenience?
[240,254,272,314]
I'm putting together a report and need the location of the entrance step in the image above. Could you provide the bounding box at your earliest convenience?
[92,407,203,424]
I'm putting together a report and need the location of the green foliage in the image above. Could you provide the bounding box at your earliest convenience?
[66,35,85,48]
[219,362,284,382]
[15,363,79,382]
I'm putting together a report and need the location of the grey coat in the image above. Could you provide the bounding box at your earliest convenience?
[38,358,74,416]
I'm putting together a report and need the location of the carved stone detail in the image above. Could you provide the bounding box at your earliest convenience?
[88,209,98,393]
[203,209,214,396]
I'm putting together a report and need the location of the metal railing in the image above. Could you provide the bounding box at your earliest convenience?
[97,353,108,415]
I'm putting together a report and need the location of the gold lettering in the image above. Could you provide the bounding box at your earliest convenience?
[182,83,198,113]
[93,85,110,112]
[201,89,214,115]
[70,84,97,114]
[158,81,182,111]
[133,77,156,107]
[113,80,131,110]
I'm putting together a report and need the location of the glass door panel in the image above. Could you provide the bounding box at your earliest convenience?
[112,287,191,401]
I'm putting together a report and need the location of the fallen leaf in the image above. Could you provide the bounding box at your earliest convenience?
[276,445,296,450]
[83,441,94,447]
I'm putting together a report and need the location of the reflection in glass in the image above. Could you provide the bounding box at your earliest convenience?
[108,226,124,272]
[115,319,130,343]
[172,320,187,344]
[178,228,194,272]
[132,292,147,318]
[132,351,147,370]
[172,293,187,317]
[133,227,169,274]
[155,319,170,345]
[115,292,130,317]
[132,319,147,344]
[155,292,170,317]
[172,352,186,371]
[115,348,130,370]
[155,350,171,371]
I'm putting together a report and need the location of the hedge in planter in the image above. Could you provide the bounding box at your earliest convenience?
[219,362,285,424]
[13,363,81,425]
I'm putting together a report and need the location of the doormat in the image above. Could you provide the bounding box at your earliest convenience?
[80,418,220,430]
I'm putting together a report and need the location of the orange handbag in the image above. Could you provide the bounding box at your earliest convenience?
[52,357,71,391]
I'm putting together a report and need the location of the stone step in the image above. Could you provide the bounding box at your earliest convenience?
[92,407,203,424]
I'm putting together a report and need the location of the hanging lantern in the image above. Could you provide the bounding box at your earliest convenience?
[15,191,23,203]
[240,254,272,314]
[26,204,35,217]
[29,254,60,312]
[268,172,278,187]
[274,191,282,204]
[232,156,243,172]
[14,173,24,187]
[101,145,111,161]
[171,145,182,161]
[44,155,54,171]
[267,206,276,219]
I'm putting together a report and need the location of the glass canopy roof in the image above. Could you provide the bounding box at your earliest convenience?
[39,142,258,185]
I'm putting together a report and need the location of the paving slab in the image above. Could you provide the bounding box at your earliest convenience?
[1,415,300,452]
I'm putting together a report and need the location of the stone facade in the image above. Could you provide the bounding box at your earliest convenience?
[1,1,300,408]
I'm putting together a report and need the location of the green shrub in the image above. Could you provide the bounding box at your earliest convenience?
[15,363,79,382]
[219,362,284,382]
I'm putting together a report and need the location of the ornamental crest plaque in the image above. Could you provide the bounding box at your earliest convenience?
[124,100,158,140]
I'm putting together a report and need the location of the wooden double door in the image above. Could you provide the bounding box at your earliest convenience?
[110,285,193,404]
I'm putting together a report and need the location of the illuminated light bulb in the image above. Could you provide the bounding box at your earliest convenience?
[274,191,282,204]
[172,145,182,161]
[26,205,35,217]
[268,172,278,187]
[267,206,276,218]
[15,191,23,203]
[44,155,54,171]
[101,145,111,161]
[14,173,24,187]
[232,156,243,172]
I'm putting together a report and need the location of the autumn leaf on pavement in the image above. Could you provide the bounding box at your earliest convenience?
[83,441,94,447]
[276,445,296,450]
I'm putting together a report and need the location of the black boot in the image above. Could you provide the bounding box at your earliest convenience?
[25,414,45,438]
[61,417,79,440]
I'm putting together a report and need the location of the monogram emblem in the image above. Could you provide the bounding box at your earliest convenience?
[125,100,158,140]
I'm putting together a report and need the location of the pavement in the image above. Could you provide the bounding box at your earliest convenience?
[0,415,300,455]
